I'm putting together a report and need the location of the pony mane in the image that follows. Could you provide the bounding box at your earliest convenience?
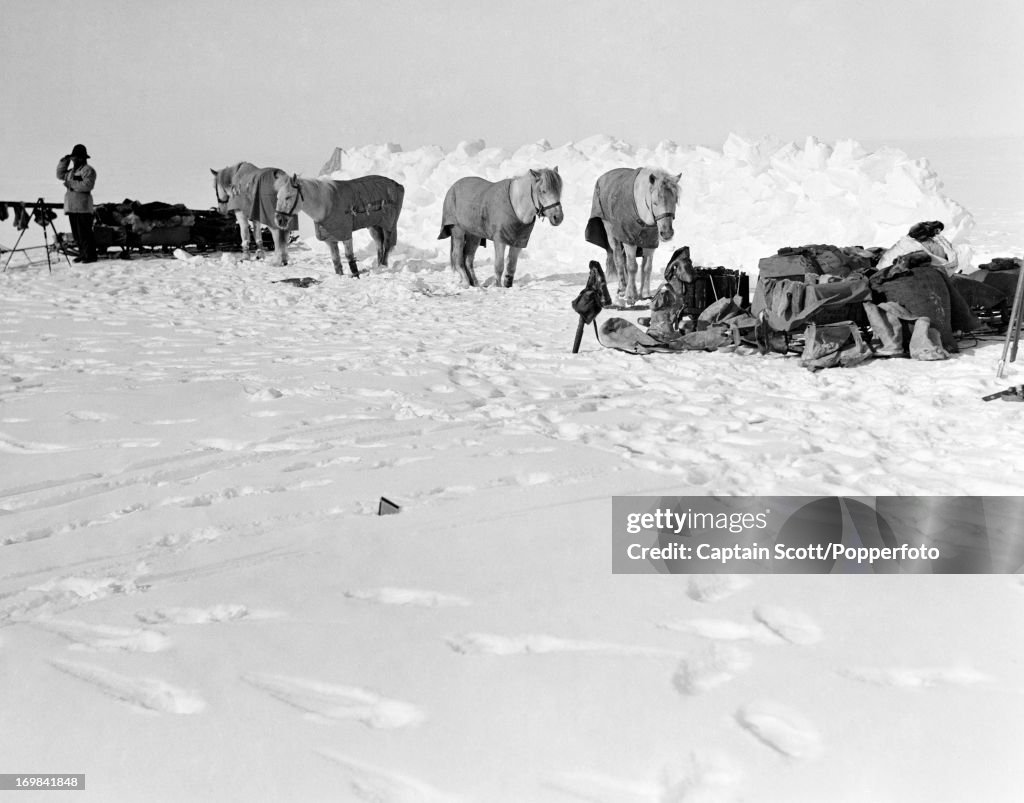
[272,172,333,193]
[649,168,680,205]
[270,169,297,190]
[216,161,257,189]
[273,173,338,211]
[526,167,562,195]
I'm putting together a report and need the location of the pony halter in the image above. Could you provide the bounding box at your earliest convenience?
[647,193,675,224]
[280,180,303,218]
[530,181,562,218]
[214,180,230,205]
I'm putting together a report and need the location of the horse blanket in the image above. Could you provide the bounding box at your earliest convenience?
[313,176,404,242]
[438,177,536,248]
[232,166,298,231]
[585,167,659,254]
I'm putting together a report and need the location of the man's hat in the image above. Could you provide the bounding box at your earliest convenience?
[70,144,90,159]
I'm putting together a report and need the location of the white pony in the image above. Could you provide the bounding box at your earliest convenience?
[211,162,294,265]
[437,168,564,287]
[273,173,404,277]
[585,167,681,303]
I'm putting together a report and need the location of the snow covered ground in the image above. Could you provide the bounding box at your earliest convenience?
[1,135,1023,802]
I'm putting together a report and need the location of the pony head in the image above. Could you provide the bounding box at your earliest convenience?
[649,170,681,241]
[274,172,302,229]
[211,167,230,214]
[529,167,564,226]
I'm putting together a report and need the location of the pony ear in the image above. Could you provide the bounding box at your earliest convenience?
[649,173,657,185]
[673,173,682,183]
[291,173,299,185]
[210,168,218,176]
[553,165,559,175]
[529,169,540,179]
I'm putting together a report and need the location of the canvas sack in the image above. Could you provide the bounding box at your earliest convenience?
[799,322,872,371]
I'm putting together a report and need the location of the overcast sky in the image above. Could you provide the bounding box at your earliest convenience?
[1,0,1021,208]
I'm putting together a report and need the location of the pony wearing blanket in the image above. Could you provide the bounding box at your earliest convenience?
[274,174,405,277]
[438,168,564,288]
[585,167,680,304]
[211,162,297,265]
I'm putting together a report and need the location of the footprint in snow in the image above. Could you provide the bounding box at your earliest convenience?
[242,673,424,729]
[673,643,753,695]
[547,751,742,802]
[445,633,681,658]
[658,617,783,644]
[735,700,822,759]
[66,410,116,422]
[686,575,751,604]
[317,751,463,803]
[751,605,823,645]
[838,665,992,689]
[34,619,170,652]
[344,588,471,608]
[545,771,654,802]
[51,659,205,714]
[135,604,283,625]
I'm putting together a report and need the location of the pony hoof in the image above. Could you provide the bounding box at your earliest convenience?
[502,277,514,288]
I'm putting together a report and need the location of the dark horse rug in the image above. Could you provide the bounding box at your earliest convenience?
[233,166,298,231]
[584,167,659,255]
[438,177,536,248]
[313,176,405,243]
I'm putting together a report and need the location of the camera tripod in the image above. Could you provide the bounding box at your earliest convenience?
[1,198,73,273]
[996,264,1024,379]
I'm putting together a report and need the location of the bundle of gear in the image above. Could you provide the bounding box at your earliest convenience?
[577,221,1012,370]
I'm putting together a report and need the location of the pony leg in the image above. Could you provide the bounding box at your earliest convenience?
[640,250,654,299]
[269,228,288,267]
[254,224,267,259]
[342,238,359,277]
[463,237,480,287]
[492,240,506,286]
[503,246,522,288]
[328,240,344,274]
[235,212,252,258]
[613,242,629,300]
[604,250,618,294]
[369,227,385,267]
[602,222,625,298]
[452,230,475,286]
[370,227,382,264]
[621,243,640,305]
[450,231,469,286]
[383,226,398,266]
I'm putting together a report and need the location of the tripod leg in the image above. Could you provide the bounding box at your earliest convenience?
[49,219,73,269]
[1010,284,1024,365]
[42,224,53,273]
[997,267,1024,378]
[1,226,30,272]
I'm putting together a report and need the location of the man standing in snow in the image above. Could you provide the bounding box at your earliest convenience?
[56,144,98,263]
